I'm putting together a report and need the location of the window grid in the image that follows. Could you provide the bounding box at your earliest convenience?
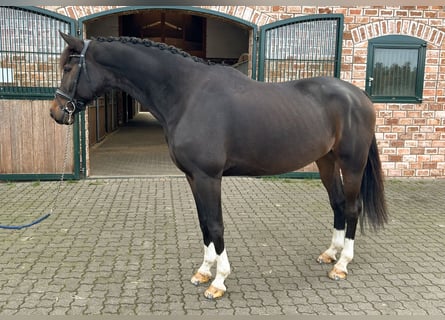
[259,15,343,83]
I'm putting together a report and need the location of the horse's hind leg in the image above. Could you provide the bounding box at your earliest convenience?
[327,167,363,280]
[186,174,231,299]
[317,140,368,280]
[316,152,364,280]
[316,153,346,265]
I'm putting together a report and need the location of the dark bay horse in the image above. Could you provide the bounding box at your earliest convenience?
[50,32,388,299]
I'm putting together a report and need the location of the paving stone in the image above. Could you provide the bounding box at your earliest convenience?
[1,177,445,315]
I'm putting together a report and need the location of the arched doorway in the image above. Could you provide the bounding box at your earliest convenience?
[79,7,255,177]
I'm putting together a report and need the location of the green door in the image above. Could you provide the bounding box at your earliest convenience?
[0,6,80,181]
[257,14,344,178]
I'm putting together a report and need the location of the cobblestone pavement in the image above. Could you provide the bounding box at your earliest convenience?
[0,177,444,315]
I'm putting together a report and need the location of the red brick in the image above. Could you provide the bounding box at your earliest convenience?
[411,147,426,154]
[349,8,362,15]
[395,10,408,17]
[397,148,411,155]
[302,6,317,14]
[399,118,413,125]
[402,169,415,176]
[318,7,332,14]
[416,169,430,176]
[380,10,394,16]
[410,162,422,169]
[396,162,409,169]
[364,9,378,15]
[388,169,402,176]
[384,133,398,139]
[433,141,445,148]
[418,155,432,162]
[413,118,427,125]
[392,126,406,133]
[392,141,406,149]
[425,148,438,154]
[413,133,426,140]
[407,126,420,132]
[409,10,423,17]
[427,119,440,125]
[383,148,396,154]
[385,117,400,125]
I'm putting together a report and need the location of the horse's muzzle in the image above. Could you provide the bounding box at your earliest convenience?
[50,100,75,125]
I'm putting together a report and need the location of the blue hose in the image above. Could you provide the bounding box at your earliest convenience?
[0,213,51,230]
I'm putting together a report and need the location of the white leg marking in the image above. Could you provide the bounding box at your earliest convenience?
[323,229,345,261]
[334,238,354,274]
[197,243,217,277]
[210,249,231,292]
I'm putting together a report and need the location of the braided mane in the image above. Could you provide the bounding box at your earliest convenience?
[94,36,214,65]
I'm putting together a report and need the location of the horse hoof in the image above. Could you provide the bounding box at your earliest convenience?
[204,285,225,300]
[191,272,211,286]
[317,253,335,264]
[328,267,347,280]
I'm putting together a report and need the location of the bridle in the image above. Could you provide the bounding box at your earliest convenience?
[54,39,91,119]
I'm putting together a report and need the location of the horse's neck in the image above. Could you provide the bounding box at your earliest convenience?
[98,43,194,127]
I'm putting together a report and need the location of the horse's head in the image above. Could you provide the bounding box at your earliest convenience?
[50,32,98,125]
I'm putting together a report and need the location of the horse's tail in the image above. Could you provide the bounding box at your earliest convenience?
[360,136,389,231]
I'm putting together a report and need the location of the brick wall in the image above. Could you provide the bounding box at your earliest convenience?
[44,5,445,177]
[340,7,445,178]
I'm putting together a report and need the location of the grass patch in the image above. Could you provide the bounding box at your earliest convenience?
[88,180,104,186]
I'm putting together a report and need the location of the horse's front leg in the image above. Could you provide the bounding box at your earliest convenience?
[191,242,216,286]
[186,174,231,299]
[192,243,230,299]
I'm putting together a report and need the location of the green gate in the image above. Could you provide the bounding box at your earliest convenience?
[0,6,79,181]
[258,14,344,82]
[258,14,343,178]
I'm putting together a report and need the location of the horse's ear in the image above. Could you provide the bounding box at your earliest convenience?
[59,31,84,52]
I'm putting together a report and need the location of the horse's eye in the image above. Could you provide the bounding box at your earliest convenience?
[63,65,72,73]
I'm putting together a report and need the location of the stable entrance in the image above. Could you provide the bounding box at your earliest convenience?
[80,7,252,177]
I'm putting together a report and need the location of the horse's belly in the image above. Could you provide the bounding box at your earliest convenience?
[223,148,323,177]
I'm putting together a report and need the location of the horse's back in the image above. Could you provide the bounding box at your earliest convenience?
[171,73,376,177]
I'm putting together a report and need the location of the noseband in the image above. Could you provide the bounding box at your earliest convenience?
[55,39,91,117]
